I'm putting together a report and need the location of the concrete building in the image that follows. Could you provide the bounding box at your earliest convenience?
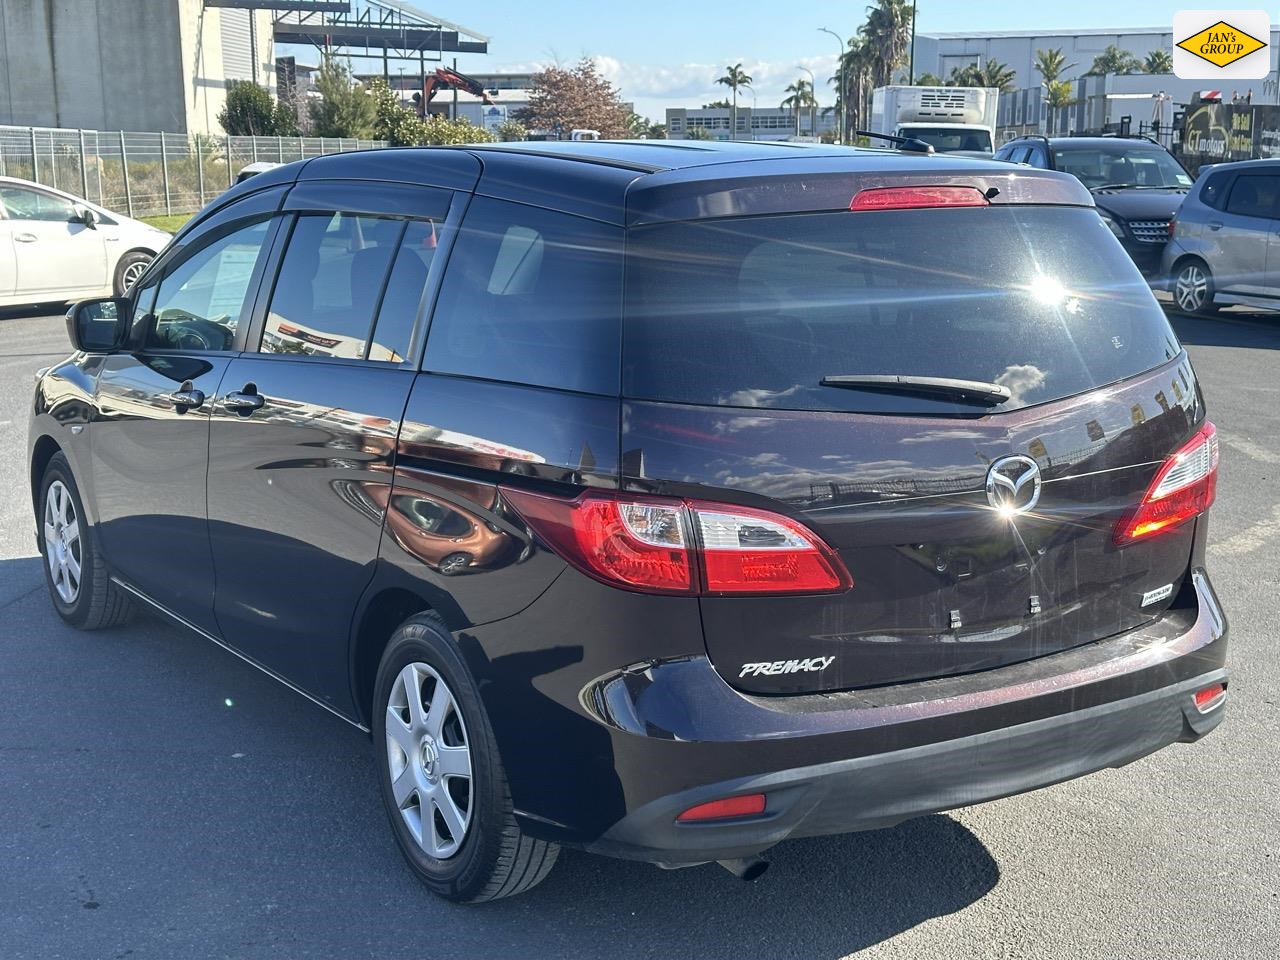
[666,106,835,141]
[0,0,274,134]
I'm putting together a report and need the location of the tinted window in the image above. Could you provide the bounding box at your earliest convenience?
[624,206,1180,415]
[370,219,437,363]
[260,213,399,359]
[424,197,623,395]
[1050,145,1191,189]
[1200,171,1232,209]
[0,186,76,222]
[1224,175,1280,218]
[145,220,270,351]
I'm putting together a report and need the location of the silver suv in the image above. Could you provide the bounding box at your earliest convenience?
[1163,158,1280,314]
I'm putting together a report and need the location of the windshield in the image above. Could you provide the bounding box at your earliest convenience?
[623,205,1181,415]
[1051,144,1193,189]
[901,127,993,153]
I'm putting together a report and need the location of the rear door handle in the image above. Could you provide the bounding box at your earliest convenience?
[223,388,264,413]
[160,381,205,411]
[14,233,36,243]
[1208,222,1223,231]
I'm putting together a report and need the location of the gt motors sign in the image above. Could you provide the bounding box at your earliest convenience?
[1174,10,1271,78]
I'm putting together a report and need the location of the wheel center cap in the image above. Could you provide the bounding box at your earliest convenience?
[419,735,439,781]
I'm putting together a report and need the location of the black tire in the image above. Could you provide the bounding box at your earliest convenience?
[373,612,558,902]
[38,453,133,629]
[1172,258,1218,316]
[113,250,153,296]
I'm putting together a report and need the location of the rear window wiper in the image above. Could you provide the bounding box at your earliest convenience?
[819,374,1012,405]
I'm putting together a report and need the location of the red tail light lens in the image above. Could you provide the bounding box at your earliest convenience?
[1193,682,1226,713]
[850,185,989,211]
[676,794,767,822]
[1114,422,1219,545]
[501,488,851,596]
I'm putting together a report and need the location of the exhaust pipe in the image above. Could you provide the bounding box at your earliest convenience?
[717,857,769,882]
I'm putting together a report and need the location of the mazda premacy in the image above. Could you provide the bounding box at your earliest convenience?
[29,141,1228,901]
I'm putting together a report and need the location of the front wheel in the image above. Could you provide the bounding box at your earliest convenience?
[38,453,133,629]
[113,251,153,296]
[1173,259,1218,316]
[373,613,558,902]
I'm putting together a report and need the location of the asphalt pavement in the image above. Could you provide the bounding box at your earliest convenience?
[1,305,1276,960]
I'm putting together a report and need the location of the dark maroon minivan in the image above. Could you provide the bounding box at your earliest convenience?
[33,140,1227,901]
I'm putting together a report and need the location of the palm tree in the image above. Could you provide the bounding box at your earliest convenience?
[1034,48,1075,85]
[913,72,944,86]
[862,0,914,87]
[830,34,875,141]
[1044,79,1076,135]
[781,78,817,136]
[952,60,1017,93]
[1085,44,1144,76]
[1144,49,1173,74]
[715,63,752,140]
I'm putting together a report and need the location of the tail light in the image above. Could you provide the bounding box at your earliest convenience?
[676,794,767,823]
[1114,422,1218,545]
[850,185,990,211]
[501,488,852,596]
[1193,682,1226,713]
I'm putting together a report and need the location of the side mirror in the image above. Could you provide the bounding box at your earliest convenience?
[66,298,131,353]
[74,206,97,228]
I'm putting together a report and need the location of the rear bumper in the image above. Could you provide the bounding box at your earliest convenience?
[588,668,1225,865]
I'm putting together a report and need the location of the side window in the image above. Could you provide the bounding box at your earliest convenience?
[369,219,438,363]
[259,212,402,359]
[145,220,270,351]
[1026,147,1047,168]
[1224,175,1280,218]
[1200,172,1231,209]
[424,197,623,395]
[0,186,76,222]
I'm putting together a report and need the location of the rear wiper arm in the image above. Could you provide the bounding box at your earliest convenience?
[819,374,1012,405]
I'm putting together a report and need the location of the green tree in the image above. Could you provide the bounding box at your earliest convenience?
[715,63,752,140]
[781,78,817,136]
[496,118,528,141]
[1144,48,1173,74]
[1034,47,1075,85]
[685,127,713,141]
[368,79,493,145]
[912,72,944,86]
[951,60,1017,92]
[1044,79,1077,134]
[308,55,376,138]
[514,58,631,138]
[863,0,914,87]
[646,121,667,139]
[626,112,650,138]
[830,34,875,141]
[218,81,297,136]
[702,98,731,109]
[1086,44,1144,76]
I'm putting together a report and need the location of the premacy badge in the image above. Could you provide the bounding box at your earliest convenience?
[1173,10,1271,79]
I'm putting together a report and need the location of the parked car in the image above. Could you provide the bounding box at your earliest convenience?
[1162,157,1280,314]
[234,161,282,185]
[994,135,1193,277]
[0,176,171,307]
[30,142,1228,902]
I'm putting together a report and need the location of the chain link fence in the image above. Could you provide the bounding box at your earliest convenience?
[0,126,387,220]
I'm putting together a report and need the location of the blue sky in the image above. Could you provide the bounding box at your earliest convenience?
[316,0,1193,119]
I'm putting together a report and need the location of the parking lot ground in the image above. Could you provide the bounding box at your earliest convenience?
[1,307,1277,960]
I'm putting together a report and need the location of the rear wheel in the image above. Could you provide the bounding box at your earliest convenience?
[373,612,558,901]
[1173,259,1217,315]
[113,251,152,296]
[39,454,132,629]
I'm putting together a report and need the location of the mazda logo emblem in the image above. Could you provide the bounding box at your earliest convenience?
[986,455,1042,515]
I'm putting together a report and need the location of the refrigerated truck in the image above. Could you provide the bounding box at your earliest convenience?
[869,85,999,156]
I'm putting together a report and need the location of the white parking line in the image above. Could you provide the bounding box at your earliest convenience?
[1221,434,1280,465]
[1210,503,1280,558]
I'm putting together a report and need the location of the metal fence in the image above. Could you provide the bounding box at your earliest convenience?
[0,126,388,220]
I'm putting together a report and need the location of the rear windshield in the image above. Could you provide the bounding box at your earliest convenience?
[623,205,1180,414]
[902,127,993,153]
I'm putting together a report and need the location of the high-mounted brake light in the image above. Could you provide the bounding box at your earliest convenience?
[1114,422,1219,545]
[501,488,852,597]
[850,185,990,211]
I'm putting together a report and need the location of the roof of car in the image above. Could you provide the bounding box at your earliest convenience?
[1011,136,1169,151]
[198,139,1094,232]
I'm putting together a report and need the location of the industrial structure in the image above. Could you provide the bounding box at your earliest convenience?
[666,106,836,142]
[0,0,488,135]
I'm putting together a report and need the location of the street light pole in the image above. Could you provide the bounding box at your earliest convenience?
[797,65,815,137]
[748,87,758,141]
[908,3,918,84]
[819,27,845,144]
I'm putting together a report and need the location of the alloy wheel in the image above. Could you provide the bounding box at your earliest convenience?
[385,662,473,858]
[1175,264,1208,313]
[121,260,148,291]
[44,480,82,604]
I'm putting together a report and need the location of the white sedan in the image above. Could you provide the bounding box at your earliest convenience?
[0,176,172,308]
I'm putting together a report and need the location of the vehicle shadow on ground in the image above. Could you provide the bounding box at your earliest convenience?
[1168,310,1280,350]
[1,559,1000,960]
